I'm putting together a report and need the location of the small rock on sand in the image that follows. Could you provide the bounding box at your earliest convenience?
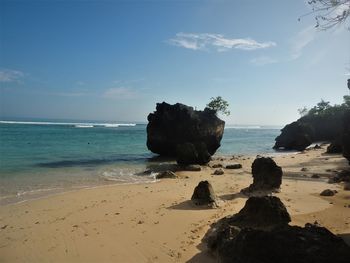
[311,174,320,179]
[212,164,223,168]
[226,163,242,169]
[213,169,224,175]
[320,189,337,196]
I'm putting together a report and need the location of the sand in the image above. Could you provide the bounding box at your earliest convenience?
[1,146,350,262]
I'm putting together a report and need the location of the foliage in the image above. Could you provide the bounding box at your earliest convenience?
[206,96,230,116]
[299,96,350,117]
[300,0,350,30]
[298,106,309,117]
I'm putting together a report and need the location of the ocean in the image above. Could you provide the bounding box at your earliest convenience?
[0,120,282,205]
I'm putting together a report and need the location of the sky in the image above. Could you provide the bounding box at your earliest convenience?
[0,0,349,125]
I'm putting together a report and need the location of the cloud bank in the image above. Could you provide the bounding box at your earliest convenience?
[168,33,276,52]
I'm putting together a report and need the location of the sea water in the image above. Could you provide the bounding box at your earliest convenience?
[0,120,281,205]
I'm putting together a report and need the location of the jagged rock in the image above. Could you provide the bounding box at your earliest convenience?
[205,196,350,263]
[156,171,177,179]
[226,163,242,169]
[191,181,217,207]
[146,102,225,164]
[327,139,343,153]
[273,121,313,151]
[217,224,350,263]
[243,157,282,192]
[206,196,291,253]
[336,170,350,182]
[213,169,224,175]
[320,189,337,196]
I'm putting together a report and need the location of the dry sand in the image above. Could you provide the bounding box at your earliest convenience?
[1,146,350,262]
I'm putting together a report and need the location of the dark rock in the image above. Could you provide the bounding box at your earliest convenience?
[344,182,350,191]
[213,169,224,175]
[146,102,225,164]
[179,164,201,172]
[336,170,350,182]
[273,121,313,151]
[343,110,350,164]
[211,163,223,168]
[205,196,350,263]
[301,167,308,172]
[328,177,340,184]
[225,163,242,169]
[311,174,320,179]
[156,171,177,179]
[320,189,337,196]
[191,181,217,207]
[243,157,282,192]
[314,144,322,149]
[206,196,291,253]
[217,224,350,263]
[176,142,211,165]
[327,139,343,153]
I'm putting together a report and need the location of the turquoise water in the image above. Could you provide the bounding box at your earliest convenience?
[0,120,281,204]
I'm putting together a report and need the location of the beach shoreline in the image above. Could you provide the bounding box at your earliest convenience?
[1,146,349,262]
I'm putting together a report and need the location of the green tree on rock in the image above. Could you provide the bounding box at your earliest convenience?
[206,96,230,116]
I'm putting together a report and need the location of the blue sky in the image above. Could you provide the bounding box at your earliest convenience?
[0,0,349,125]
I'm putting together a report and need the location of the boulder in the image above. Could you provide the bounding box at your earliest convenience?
[320,189,337,196]
[191,181,217,207]
[206,196,291,253]
[211,163,223,168]
[243,157,282,192]
[327,139,343,153]
[205,196,350,263]
[213,169,224,175]
[146,102,225,164]
[225,163,242,169]
[217,224,350,263]
[273,121,313,151]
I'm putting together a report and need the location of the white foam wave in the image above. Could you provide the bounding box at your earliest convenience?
[75,125,94,128]
[0,120,137,128]
[100,168,156,183]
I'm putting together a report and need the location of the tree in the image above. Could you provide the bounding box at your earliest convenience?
[206,96,230,116]
[298,106,309,116]
[300,0,350,30]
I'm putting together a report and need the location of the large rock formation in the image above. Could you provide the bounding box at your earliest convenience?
[217,224,350,263]
[242,157,282,193]
[343,110,350,164]
[205,196,350,263]
[273,121,314,151]
[274,106,346,151]
[146,102,225,164]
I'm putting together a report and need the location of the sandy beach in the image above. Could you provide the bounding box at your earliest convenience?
[1,146,349,263]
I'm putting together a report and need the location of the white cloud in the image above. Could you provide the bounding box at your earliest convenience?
[250,56,278,66]
[290,26,316,60]
[0,69,24,82]
[102,87,138,99]
[168,33,276,52]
